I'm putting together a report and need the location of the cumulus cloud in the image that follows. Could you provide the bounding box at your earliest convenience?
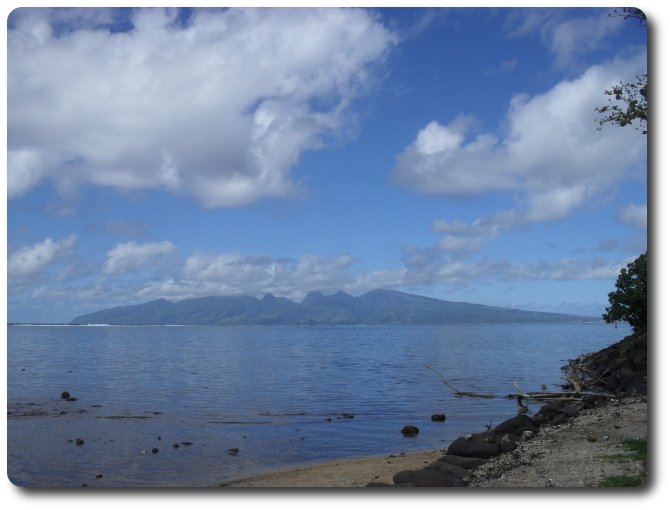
[402,249,626,288]
[393,55,646,256]
[129,247,628,303]
[143,251,363,301]
[10,237,632,320]
[103,241,177,275]
[393,55,645,202]
[8,235,77,279]
[8,7,396,205]
[617,203,647,230]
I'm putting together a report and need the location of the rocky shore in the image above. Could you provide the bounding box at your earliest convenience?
[375,332,648,488]
[222,332,648,488]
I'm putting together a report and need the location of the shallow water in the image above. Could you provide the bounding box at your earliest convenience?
[7,323,626,487]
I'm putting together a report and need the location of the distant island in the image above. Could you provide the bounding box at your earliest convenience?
[70,289,597,326]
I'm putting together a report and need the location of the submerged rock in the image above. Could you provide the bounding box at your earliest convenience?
[401,425,419,437]
[431,414,446,422]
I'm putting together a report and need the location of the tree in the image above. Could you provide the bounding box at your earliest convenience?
[595,73,647,134]
[595,8,647,134]
[609,7,647,25]
[603,252,647,333]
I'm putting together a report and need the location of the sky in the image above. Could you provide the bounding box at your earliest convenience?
[5,6,649,323]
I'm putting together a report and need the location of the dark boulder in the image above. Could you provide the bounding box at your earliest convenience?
[550,413,568,426]
[437,454,488,470]
[630,349,647,369]
[539,401,566,418]
[426,460,470,485]
[498,433,519,453]
[431,414,446,422]
[491,414,537,436]
[611,357,633,371]
[401,425,419,437]
[581,394,607,407]
[446,434,501,459]
[562,402,584,417]
[393,468,459,487]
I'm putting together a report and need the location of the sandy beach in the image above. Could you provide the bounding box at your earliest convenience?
[221,449,445,487]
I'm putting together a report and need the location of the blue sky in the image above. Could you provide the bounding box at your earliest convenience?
[6,6,648,323]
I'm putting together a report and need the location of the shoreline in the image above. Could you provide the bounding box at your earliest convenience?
[221,333,648,488]
[220,397,647,488]
[220,448,446,487]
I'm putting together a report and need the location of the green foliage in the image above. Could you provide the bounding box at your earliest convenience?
[621,438,647,461]
[595,74,647,134]
[595,8,647,134]
[603,253,647,333]
[602,438,648,462]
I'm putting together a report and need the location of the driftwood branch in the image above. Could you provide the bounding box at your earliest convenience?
[424,365,495,399]
[425,366,615,405]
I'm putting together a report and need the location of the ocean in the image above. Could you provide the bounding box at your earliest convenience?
[7,322,627,487]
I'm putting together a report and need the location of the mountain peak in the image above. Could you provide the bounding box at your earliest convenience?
[302,291,325,304]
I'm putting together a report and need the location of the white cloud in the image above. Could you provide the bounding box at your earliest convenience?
[393,54,646,256]
[548,12,625,70]
[8,7,396,206]
[7,148,48,198]
[617,203,647,230]
[103,241,176,275]
[504,9,626,70]
[403,251,626,288]
[8,235,77,279]
[170,251,360,300]
[9,238,632,320]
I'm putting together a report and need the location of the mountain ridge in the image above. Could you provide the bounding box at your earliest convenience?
[70,289,598,326]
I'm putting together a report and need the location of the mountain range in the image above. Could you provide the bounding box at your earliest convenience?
[70,289,597,325]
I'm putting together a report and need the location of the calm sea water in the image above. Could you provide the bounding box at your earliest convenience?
[7,322,627,487]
